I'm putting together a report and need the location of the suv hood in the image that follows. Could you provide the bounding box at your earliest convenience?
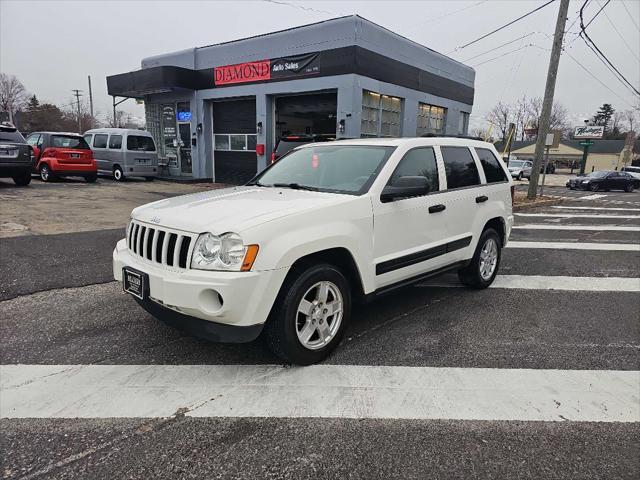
[132,186,354,233]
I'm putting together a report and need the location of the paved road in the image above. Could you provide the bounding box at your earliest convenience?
[1,185,639,479]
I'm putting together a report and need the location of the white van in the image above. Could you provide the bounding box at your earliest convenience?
[83,128,158,181]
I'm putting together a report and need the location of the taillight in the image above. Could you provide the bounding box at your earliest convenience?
[270,152,277,164]
[510,185,515,203]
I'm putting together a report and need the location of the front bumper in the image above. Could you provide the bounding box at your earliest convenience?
[112,239,289,341]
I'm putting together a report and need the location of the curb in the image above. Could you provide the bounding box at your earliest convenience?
[513,196,565,211]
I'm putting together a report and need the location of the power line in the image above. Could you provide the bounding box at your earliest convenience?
[583,0,610,29]
[471,43,535,67]
[448,0,556,54]
[262,0,338,16]
[596,0,640,62]
[621,0,639,31]
[405,0,488,31]
[462,32,537,62]
[579,0,640,96]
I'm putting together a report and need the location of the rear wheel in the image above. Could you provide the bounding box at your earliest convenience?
[39,164,53,182]
[625,183,635,192]
[85,174,97,183]
[12,170,31,186]
[458,228,502,289]
[144,176,155,182]
[113,165,124,181]
[263,263,350,365]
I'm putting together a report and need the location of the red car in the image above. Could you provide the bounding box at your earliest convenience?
[26,132,97,182]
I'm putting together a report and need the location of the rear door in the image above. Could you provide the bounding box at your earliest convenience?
[125,134,157,168]
[92,133,109,172]
[435,145,486,262]
[372,146,450,288]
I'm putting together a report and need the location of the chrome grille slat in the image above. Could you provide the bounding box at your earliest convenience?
[127,221,194,270]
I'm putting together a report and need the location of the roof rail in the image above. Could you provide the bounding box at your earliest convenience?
[420,133,484,141]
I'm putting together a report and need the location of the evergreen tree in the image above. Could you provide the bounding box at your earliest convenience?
[592,103,615,133]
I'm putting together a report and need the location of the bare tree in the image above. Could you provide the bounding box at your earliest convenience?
[486,101,512,142]
[623,109,638,133]
[0,73,28,123]
[526,97,569,133]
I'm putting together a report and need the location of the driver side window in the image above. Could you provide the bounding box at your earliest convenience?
[388,147,439,194]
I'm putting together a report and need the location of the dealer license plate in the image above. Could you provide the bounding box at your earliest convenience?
[123,267,148,300]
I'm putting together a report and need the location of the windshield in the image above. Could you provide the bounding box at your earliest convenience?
[51,135,90,149]
[586,171,609,178]
[508,160,524,167]
[275,140,308,156]
[253,145,396,195]
[127,135,156,151]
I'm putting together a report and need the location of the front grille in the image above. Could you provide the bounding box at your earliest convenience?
[127,221,194,269]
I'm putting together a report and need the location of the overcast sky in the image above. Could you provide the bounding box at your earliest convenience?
[1,0,638,130]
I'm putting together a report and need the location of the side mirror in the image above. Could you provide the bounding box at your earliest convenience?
[381,176,429,203]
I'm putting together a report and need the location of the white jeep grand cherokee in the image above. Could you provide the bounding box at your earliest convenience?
[113,137,514,364]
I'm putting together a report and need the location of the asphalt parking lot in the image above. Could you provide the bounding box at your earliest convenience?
[1,177,639,479]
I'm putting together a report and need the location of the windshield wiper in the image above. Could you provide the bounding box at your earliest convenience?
[246,180,267,187]
[271,183,319,191]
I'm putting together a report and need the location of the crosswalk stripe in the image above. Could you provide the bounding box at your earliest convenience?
[420,275,640,292]
[516,213,640,219]
[513,224,640,231]
[551,206,640,212]
[507,241,640,251]
[1,364,638,423]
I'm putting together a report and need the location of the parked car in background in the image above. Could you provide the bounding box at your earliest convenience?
[621,165,640,180]
[0,122,34,186]
[507,159,533,180]
[566,170,639,192]
[25,132,97,182]
[114,137,514,364]
[271,134,335,163]
[540,162,555,174]
[84,128,158,181]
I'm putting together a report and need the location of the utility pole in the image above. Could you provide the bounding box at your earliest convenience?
[72,89,83,133]
[87,76,94,128]
[527,0,570,199]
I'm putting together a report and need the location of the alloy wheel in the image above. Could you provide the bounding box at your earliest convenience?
[295,281,343,350]
[479,238,498,281]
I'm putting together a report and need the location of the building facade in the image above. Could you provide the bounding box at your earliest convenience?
[107,16,475,183]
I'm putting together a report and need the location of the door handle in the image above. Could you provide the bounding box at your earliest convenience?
[428,204,446,213]
[475,195,488,203]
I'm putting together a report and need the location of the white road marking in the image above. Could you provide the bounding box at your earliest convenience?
[516,213,640,219]
[551,206,640,212]
[420,275,640,292]
[578,194,608,200]
[513,224,640,231]
[1,364,638,423]
[507,241,640,251]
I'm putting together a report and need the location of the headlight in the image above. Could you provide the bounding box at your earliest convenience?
[582,180,590,184]
[191,232,258,271]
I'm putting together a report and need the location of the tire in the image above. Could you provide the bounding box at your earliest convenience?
[12,170,31,186]
[144,176,155,182]
[590,183,600,192]
[458,228,502,289]
[625,184,634,193]
[39,164,53,182]
[85,174,97,183]
[517,172,523,181]
[113,165,124,181]
[262,263,351,365]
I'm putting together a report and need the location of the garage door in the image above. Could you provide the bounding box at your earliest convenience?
[212,98,257,185]
[275,92,337,139]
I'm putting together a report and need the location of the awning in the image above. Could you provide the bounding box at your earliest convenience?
[107,66,210,98]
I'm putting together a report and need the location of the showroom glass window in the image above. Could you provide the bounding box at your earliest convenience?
[213,134,257,152]
[458,112,470,135]
[416,103,447,136]
[361,90,403,138]
[476,148,508,183]
[440,146,480,189]
[388,147,439,194]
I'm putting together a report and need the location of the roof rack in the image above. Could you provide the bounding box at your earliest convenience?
[420,133,485,141]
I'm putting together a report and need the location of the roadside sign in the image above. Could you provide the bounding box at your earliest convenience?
[579,140,594,146]
[574,125,604,139]
[545,130,561,148]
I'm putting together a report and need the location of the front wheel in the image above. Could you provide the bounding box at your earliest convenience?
[590,183,600,192]
[458,228,502,289]
[517,172,523,181]
[263,263,351,365]
[12,170,31,186]
[625,184,635,192]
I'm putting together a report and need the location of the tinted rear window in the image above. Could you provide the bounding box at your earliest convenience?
[51,135,90,149]
[441,146,480,189]
[127,135,155,151]
[476,148,508,183]
[0,128,25,143]
[93,134,108,148]
[275,140,307,156]
[109,135,122,149]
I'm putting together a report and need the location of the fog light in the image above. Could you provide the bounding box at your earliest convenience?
[199,289,223,313]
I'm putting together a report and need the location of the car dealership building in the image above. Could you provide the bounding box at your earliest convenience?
[107,15,475,183]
